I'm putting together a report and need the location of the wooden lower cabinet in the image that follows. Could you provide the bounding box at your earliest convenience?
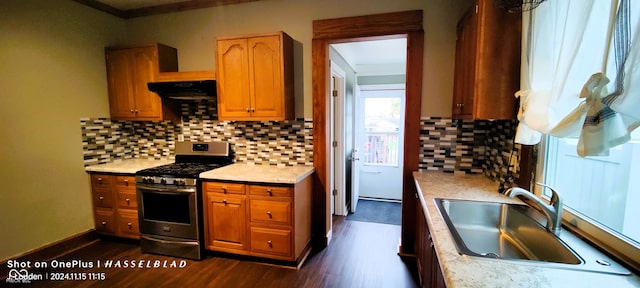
[89,173,139,239]
[202,175,312,265]
[415,196,446,288]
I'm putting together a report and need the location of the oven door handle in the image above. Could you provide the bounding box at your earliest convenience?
[137,185,196,194]
[140,235,199,247]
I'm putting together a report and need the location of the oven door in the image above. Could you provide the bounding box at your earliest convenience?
[137,184,199,240]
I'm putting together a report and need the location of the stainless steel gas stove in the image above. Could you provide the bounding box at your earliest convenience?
[135,141,234,260]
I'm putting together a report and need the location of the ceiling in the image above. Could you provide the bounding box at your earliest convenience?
[331,38,407,75]
[73,0,262,18]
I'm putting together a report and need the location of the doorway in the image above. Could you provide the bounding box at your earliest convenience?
[329,39,407,221]
[312,10,423,252]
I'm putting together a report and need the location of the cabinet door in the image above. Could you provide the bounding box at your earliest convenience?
[205,194,246,251]
[217,38,251,119]
[248,35,284,119]
[130,47,162,120]
[106,49,136,119]
[452,6,477,119]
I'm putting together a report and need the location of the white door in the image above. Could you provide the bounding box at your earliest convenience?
[356,85,405,200]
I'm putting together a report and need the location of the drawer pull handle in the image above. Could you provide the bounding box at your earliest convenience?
[101,221,107,226]
[127,222,133,229]
[267,240,272,248]
[266,211,272,218]
[267,189,272,196]
[125,198,130,205]
[97,177,103,183]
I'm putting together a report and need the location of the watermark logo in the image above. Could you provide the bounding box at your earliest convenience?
[6,269,43,284]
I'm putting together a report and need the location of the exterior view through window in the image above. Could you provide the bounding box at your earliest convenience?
[363,96,402,166]
[542,129,640,246]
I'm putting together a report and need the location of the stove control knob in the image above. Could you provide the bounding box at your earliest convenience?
[143,176,154,184]
[175,179,186,186]
[160,177,168,185]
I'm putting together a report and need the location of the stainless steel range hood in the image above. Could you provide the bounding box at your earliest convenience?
[147,71,216,100]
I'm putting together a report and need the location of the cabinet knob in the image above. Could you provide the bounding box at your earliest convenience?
[99,196,104,201]
[246,108,250,112]
[124,179,129,186]
[130,109,135,113]
[97,177,103,183]
[134,109,139,113]
[127,222,133,229]
[101,221,107,226]
[221,187,227,193]
[267,240,272,248]
[222,199,227,204]
[125,198,130,205]
[267,189,272,196]
[266,211,272,218]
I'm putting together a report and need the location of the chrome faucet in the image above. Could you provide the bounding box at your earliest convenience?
[504,183,563,235]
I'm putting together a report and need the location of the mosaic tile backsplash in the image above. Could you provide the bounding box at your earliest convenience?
[81,102,518,182]
[418,117,519,185]
[81,100,313,167]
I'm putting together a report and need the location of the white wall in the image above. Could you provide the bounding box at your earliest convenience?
[0,0,126,261]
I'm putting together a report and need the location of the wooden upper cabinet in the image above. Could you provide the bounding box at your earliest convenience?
[216,32,294,121]
[105,44,179,122]
[452,0,521,120]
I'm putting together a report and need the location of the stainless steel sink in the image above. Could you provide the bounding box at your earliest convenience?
[434,198,631,275]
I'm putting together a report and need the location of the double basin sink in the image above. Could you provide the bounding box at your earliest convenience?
[434,198,630,275]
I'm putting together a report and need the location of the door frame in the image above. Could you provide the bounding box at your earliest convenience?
[330,61,348,216]
[312,10,423,253]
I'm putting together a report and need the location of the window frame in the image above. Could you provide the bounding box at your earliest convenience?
[531,137,640,271]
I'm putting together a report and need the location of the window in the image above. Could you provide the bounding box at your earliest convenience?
[541,129,640,249]
[531,0,640,269]
[362,92,403,166]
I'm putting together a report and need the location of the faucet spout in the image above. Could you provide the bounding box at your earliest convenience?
[504,183,563,235]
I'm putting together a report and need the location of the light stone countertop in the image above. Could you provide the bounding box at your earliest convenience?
[84,158,173,174]
[413,171,640,288]
[199,163,314,184]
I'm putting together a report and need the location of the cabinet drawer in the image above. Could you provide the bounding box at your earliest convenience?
[114,176,135,191]
[250,227,292,257]
[92,190,114,208]
[118,191,137,209]
[249,185,291,197]
[204,182,245,195]
[249,199,291,226]
[91,174,113,188]
[94,209,116,234]
[118,210,139,238]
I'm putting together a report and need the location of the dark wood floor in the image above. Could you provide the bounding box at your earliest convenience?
[14,217,418,288]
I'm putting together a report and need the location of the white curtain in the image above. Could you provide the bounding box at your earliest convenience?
[515,0,640,157]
